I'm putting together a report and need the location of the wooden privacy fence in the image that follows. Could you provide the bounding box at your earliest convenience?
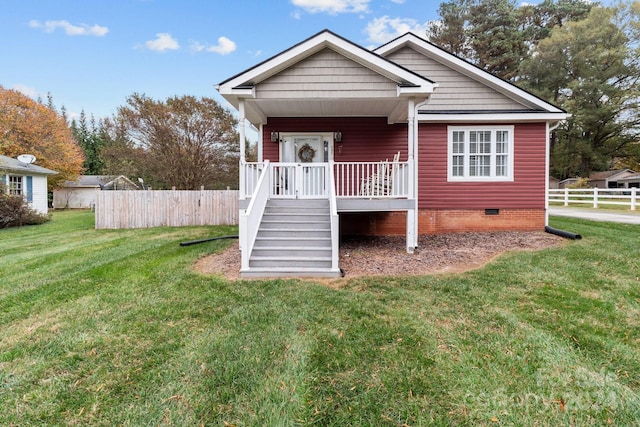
[95,190,239,229]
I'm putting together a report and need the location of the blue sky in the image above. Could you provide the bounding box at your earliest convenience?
[1,0,444,122]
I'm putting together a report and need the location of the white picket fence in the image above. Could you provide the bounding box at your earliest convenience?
[95,189,239,229]
[549,188,638,210]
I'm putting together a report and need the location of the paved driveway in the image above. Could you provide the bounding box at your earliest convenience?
[548,207,640,225]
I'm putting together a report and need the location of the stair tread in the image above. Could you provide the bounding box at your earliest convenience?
[249,198,336,275]
[243,267,338,272]
[253,246,331,251]
[255,236,331,240]
[251,255,332,260]
[262,219,331,224]
[258,228,329,231]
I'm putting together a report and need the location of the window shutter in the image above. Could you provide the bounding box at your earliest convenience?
[1,174,5,193]
[26,176,33,202]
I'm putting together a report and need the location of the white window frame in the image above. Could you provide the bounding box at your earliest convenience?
[9,175,23,195]
[447,125,514,182]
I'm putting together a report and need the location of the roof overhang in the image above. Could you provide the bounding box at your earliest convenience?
[217,30,437,125]
[418,111,570,123]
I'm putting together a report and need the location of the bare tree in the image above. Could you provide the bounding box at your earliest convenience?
[103,94,239,190]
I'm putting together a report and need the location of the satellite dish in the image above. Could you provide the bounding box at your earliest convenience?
[17,154,36,164]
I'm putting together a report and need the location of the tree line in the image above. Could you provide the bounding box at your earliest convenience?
[1,88,245,191]
[71,93,246,190]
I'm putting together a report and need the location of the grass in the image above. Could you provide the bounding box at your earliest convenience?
[1,210,639,426]
[549,201,640,213]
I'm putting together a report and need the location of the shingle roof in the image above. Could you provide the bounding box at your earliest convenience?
[589,169,635,180]
[0,154,58,175]
[62,175,139,190]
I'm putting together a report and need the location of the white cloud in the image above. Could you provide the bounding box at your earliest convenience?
[145,33,180,52]
[391,0,405,3]
[190,36,236,55]
[12,84,39,99]
[29,19,108,36]
[365,16,429,44]
[208,36,237,54]
[291,0,370,14]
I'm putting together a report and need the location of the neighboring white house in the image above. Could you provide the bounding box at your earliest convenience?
[53,175,140,209]
[0,154,58,214]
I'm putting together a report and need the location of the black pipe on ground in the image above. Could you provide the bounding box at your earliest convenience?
[545,226,582,240]
[179,235,239,247]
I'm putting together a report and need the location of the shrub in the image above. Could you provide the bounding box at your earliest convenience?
[0,193,50,228]
[567,177,590,189]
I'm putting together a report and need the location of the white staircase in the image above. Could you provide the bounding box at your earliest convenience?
[241,199,340,278]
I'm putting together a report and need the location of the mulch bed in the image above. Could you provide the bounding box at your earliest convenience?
[194,230,565,280]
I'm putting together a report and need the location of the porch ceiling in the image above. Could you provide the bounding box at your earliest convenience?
[242,97,412,125]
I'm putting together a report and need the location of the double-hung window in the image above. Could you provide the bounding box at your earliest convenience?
[9,175,23,195]
[448,126,514,182]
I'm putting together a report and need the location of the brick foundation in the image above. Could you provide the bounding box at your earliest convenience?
[418,209,545,234]
[340,209,545,236]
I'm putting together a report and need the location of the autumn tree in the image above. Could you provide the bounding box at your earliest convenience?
[103,94,239,190]
[0,87,84,188]
[520,4,640,178]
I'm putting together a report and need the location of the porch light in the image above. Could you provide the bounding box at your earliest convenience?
[270,131,279,142]
[334,131,342,142]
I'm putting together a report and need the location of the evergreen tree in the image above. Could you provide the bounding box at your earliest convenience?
[71,109,106,175]
[521,4,640,178]
[428,0,595,81]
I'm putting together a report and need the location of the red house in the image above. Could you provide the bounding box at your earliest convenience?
[216,30,568,278]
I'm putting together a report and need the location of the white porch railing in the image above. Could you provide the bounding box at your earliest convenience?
[334,161,409,198]
[239,160,270,271]
[242,162,266,198]
[328,161,340,272]
[269,163,328,198]
[549,187,638,210]
[242,161,410,199]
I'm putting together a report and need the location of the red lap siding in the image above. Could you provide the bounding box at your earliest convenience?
[263,117,408,162]
[418,123,547,209]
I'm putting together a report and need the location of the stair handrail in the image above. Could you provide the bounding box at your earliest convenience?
[328,161,340,273]
[240,159,270,271]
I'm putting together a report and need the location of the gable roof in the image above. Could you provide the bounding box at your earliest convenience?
[0,154,57,175]
[217,29,568,126]
[61,175,139,189]
[374,33,568,121]
[589,169,635,180]
[217,29,437,125]
[374,32,566,113]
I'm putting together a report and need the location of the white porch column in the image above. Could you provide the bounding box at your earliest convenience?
[238,99,246,200]
[406,97,417,253]
[258,124,264,162]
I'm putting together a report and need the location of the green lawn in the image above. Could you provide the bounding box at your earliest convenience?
[549,202,640,213]
[1,210,639,426]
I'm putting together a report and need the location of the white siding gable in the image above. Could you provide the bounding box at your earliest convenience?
[257,48,398,99]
